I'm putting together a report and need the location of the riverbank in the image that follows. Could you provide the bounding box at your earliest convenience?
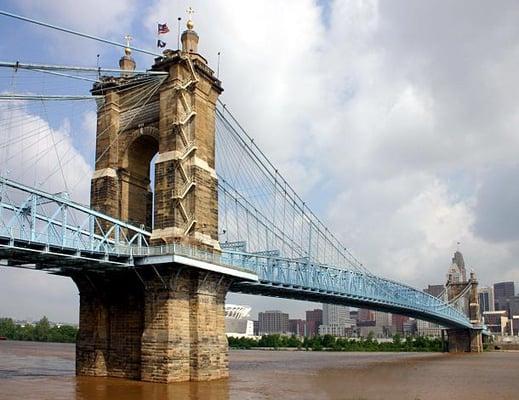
[0,317,77,343]
[228,333,445,352]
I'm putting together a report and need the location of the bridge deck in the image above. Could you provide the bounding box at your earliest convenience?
[0,176,474,330]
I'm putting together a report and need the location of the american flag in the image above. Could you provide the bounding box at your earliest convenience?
[158,23,170,34]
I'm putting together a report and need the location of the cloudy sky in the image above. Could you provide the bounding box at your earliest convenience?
[0,0,518,322]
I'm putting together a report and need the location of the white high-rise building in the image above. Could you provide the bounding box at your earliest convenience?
[323,304,350,325]
[320,304,355,337]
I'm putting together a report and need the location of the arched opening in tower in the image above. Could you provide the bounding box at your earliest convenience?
[122,134,158,231]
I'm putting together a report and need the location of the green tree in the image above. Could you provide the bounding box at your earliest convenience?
[33,316,51,342]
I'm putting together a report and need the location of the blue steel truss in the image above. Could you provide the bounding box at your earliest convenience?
[0,177,148,262]
[0,176,472,329]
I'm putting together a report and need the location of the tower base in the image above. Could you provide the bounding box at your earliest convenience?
[72,266,230,383]
[447,328,483,353]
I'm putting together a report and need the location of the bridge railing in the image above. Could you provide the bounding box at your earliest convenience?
[218,250,471,328]
[0,177,150,257]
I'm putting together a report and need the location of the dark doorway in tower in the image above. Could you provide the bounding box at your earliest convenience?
[122,132,158,231]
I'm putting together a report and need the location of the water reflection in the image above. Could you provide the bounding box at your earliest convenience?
[75,377,230,400]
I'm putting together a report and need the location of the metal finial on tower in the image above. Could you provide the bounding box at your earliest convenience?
[124,34,133,56]
[186,7,195,30]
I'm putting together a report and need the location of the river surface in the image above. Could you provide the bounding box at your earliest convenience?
[0,341,517,400]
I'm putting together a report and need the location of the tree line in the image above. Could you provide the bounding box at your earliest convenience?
[228,333,444,352]
[0,317,445,351]
[0,317,78,343]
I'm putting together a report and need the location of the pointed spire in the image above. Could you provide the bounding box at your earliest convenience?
[119,34,136,76]
[181,7,199,54]
[186,6,195,30]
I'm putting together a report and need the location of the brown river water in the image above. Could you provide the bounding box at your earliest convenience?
[0,341,518,400]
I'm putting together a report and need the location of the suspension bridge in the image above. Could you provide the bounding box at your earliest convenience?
[0,10,484,383]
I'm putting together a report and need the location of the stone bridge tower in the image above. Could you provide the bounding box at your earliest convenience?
[74,18,232,383]
[445,251,483,352]
[90,19,221,250]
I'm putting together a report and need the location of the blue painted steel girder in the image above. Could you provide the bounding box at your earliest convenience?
[221,250,472,329]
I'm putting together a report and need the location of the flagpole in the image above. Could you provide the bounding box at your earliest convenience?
[217,51,221,78]
[177,17,182,50]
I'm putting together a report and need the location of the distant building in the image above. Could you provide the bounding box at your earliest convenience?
[319,323,355,337]
[483,310,509,335]
[447,251,467,283]
[225,304,254,337]
[320,304,355,337]
[478,287,495,313]
[258,310,289,335]
[509,296,519,318]
[357,320,376,328]
[370,311,394,338]
[358,320,376,338]
[494,282,515,317]
[392,314,409,334]
[349,310,359,321]
[417,319,442,337]
[357,308,375,322]
[511,316,519,336]
[403,319,417,335]
[323,304,350,325]
[424,284,444,298]
[288,319,306,337]
[305,309,323,337]
[375,311,392,327]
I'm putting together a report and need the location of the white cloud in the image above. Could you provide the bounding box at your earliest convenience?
[7,0,138,64]
[0,102,92,202]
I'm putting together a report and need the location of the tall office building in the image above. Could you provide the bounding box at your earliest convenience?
[320,304,355,337]
[288,319,306,337]
[494,282,515,317]
[424,284,444,298]
[305,309,323,337]
[509,296,519,318]
[322,304,350,325]
[258,310,289,335]
[478,287,495,313]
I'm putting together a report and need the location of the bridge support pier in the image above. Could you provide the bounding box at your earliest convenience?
[72,267,231,383]
[446,328,483,353]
